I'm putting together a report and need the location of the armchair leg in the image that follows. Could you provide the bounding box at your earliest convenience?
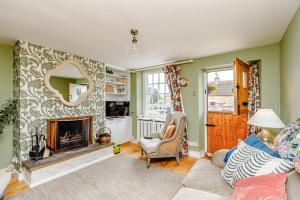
[147,157,151,169]
[176,154,180,166]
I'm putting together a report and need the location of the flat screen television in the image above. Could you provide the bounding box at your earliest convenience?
[106,101,130,117]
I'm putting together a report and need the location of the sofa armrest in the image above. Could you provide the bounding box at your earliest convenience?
[212,149,229,168]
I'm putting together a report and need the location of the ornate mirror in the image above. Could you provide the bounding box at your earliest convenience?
[45,60,94,106]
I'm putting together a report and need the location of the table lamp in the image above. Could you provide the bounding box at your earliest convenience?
[248,109,285,144]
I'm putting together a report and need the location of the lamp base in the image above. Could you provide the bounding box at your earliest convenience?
[257,129,275,144]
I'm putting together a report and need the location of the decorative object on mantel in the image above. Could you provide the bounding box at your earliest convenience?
[95,126,111,144]
[0,98,17,134]
[177,76,189,87]
[248,109,285,144]
[106,68,113,74]
[29,128,52,162]
[44,60,95,107]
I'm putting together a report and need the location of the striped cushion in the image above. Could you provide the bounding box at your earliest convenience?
[232,150,294,185]
[221,141,260,187]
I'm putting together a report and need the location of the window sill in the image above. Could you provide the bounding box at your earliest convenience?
[138,116,165,122]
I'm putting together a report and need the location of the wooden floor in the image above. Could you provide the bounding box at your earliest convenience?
[5,176,28,198]
[6,142,199,197]
[121,142,199,176]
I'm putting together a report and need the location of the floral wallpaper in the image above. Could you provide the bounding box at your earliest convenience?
[13,41,105,170]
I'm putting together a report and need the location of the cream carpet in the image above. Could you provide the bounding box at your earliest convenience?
[10,154,183,200]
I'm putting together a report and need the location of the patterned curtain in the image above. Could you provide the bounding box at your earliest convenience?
[163,64,189,156]
[248,64,261,135]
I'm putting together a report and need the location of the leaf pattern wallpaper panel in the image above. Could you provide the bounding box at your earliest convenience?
[13,41,105,170]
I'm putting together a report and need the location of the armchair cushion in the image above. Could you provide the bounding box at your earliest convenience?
[163,119,176,139]
[159,113,172,139]
[140,138,162,154]
[150,132,161,139]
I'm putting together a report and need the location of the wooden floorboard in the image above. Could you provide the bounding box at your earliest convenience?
[6,142,199,197]
[5,176,28,198]
[120,142,199,176]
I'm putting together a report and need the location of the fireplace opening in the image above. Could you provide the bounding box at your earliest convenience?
[47,116,93,153]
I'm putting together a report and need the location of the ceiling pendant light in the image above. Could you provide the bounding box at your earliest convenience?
[126,29,143,56]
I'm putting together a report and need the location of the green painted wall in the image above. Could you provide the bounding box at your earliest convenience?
[0,44,13,169]
[130,71,143,139]
[49,77,76,101]
[75,78,88,85]
[280,7,300,123]
[131,43,281,151]
[181,44,280,151]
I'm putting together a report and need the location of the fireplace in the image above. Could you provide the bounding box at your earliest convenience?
[47,116,93,153]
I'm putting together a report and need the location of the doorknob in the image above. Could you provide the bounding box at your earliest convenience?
[206,124,216,127]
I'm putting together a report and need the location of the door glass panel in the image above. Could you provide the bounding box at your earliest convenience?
[207,69,234,112]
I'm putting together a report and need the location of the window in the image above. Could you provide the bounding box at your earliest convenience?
[207,69,234,112]
[144,71,172,117]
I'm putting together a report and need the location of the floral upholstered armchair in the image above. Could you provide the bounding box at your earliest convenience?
[140,112,186,168]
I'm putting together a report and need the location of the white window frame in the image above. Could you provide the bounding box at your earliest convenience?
[143,69,171,118]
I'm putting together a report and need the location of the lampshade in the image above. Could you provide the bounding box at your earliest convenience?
[248,109,285,128]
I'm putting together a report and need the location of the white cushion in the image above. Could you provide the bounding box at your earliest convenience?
[140,137,161,154]
[0,169,11,198]
[172,188,229,200]
[232,147,294,184]
[221,141,295,187]
[221,141,260,187]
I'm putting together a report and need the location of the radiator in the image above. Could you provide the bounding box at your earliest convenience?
[137,118,165,140]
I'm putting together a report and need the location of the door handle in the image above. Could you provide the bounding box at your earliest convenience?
[206,124,217,127]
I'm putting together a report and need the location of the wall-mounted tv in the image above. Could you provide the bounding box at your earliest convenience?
[106,101,130,117]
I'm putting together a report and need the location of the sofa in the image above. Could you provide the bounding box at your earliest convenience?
[172,149,300,200]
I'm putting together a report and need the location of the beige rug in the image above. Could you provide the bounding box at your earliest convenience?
[10,154,183,200]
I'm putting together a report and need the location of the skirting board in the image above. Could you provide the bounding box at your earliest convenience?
[131,138,139,144]
[189,150,205,158]
[188,141,198,147]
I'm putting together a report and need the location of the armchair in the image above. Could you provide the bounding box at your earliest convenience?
[140,112,186,168]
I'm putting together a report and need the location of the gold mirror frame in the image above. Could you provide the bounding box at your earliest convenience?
[44,60,95,107]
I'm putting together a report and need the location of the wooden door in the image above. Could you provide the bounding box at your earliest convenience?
[234,58,250,115]
[206,58,251,154]
[207,112,248,153]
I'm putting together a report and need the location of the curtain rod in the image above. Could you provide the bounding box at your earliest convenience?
[130,59,194,73]
[202,63,233,72]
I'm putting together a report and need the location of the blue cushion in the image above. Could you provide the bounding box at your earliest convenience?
[223,134,280,163]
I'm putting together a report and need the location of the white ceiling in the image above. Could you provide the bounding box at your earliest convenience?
[0,0,299,69]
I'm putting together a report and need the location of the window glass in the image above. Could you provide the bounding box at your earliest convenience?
[144,71,172,117]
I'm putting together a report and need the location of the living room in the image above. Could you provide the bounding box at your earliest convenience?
[1,1,300,200]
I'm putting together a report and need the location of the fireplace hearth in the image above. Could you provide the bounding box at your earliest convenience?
[47,116,93,153]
